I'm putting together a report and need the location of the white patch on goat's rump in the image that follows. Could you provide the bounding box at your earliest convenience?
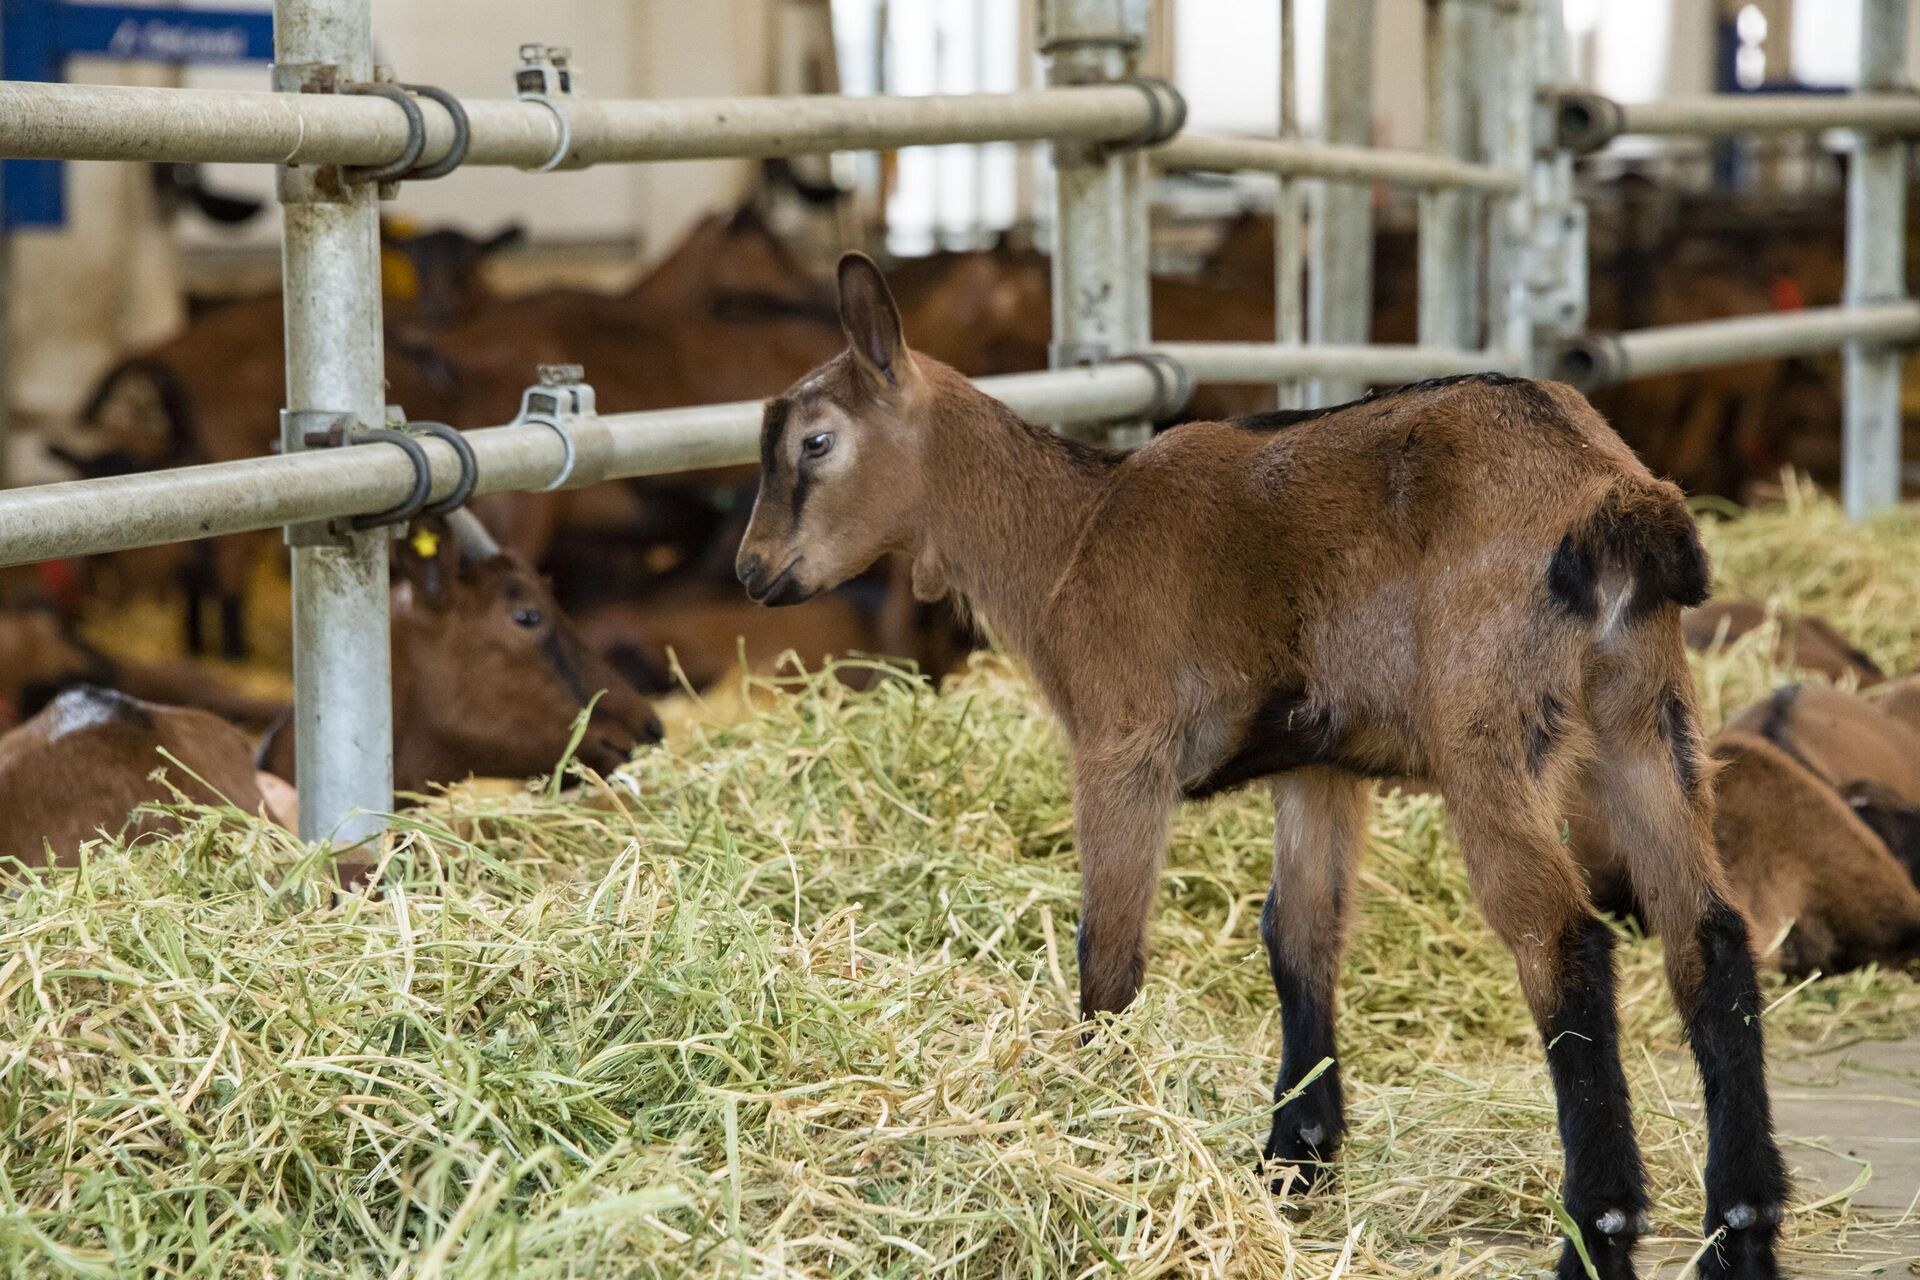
[41,687,132,741]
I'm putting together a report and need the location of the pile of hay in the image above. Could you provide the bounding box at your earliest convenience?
[4,486,1918,1278]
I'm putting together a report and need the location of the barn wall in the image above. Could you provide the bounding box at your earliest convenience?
[10,61,185,424]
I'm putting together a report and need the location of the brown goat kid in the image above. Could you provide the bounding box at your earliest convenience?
[1683,600,1884,686]
[737,255,1784,1280]
[258,516,663,793]
[1706,731,1920,974]
[1729,682,1920,885]
[0,686,267,866]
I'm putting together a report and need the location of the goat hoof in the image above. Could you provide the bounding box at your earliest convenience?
[1557,1227,1639,1280]
[1694,1209,1783,1280]
[1261,1120,1341,1195]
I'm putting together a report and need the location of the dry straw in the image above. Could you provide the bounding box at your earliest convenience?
[3,482,1916,1277]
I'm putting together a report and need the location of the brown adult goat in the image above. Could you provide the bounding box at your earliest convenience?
[257,514,663,792]
[735,255,1783,1280]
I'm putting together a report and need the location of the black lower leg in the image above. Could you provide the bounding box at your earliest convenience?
[1260,889,1344,1190]
[1545,916,1649,1280]
[1686,903,1786,1280]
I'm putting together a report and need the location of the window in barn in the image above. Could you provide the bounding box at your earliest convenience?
[1564,0,1673,104]
[832,0,1025,255]
[1790,0,1861,88]
[1172,0,1324,138]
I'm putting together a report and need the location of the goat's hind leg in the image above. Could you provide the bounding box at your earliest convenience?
[1259,767,1368,1191]
[1585,658,1786,1280]
[1443,762,1648,1280]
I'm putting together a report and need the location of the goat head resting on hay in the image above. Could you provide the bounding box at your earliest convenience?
[737,253,1785,1280]
[259,512,665,793]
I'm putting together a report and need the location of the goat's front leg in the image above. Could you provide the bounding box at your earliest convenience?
[1261,767,1369,1189]
[1072,751,1176,1018]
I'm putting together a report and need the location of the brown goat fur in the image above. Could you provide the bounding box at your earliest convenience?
[736,254,1785,1279]
[1706,731,1920,974]
[1727,681,1920,885]
[258,527,662,792]
[1728,682,1920,801]
[1875,674,1920,738]
[0,686,265,867]
[1683,600,1884,686]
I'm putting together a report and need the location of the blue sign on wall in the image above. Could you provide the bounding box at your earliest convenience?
[2,0,275,228]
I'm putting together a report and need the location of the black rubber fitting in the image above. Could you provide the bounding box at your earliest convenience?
[349,427,434,530]
[399,84,469,180]
[415,422,479,519]
[343,83,425,185]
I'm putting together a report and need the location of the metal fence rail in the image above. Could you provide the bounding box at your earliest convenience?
[1157,133,1520,192]
[1153,342,1523,384]
[0,79,1182,168]
[1556,0,1911,518]
[1559,90,1920,153]
[0,0,1911,837]
[0,366,1164,568]
[1556,302,1920,388]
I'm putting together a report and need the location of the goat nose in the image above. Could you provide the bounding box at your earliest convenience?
[736,553,763,591]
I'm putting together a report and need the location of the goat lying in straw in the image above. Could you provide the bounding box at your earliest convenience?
[736,253,1785,1280]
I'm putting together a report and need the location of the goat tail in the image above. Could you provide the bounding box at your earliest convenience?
[1548,476,1711,622]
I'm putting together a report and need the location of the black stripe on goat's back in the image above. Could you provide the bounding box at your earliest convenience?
[1224,371,1535,433]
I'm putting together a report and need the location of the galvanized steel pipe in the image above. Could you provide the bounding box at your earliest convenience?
[277,0,394,843]
[0,364,1162,569]
[1157,133,1520,192]
[1554,302,1920,390]
[0,80,1174,169]
[1559,90,1920,153]
[1153,342,1522,386]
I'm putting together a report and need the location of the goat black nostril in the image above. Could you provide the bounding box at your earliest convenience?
[737,554,762,588]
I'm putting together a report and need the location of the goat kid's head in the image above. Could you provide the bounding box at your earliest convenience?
[737,253,930,607]
[393,514,663,779]
[384,223,525,331]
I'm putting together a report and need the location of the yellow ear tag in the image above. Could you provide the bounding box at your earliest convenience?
[409,528,441,559]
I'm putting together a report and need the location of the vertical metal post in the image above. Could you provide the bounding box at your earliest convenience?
[1844,0,1908,517]
[1040,0,1151,446]
[1309,0,1374,404]
[1275,0,1306,408]
[1486,0,1536,368]
[275,0,393,843]
[1418,0,1481,350]
[1526,0,1584,368]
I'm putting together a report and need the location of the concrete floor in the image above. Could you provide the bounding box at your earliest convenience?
[1639,1031,1920,1278]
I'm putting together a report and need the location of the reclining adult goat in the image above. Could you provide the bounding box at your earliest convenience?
[734,253,1784,1280]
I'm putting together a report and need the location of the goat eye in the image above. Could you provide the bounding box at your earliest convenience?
[511,607,543,629]
[801,431,834,459]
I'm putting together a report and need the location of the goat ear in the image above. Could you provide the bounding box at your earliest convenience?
[393,520,458,610]
[837,252,905,384]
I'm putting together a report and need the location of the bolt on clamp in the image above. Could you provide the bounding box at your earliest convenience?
[512,365,614,491]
